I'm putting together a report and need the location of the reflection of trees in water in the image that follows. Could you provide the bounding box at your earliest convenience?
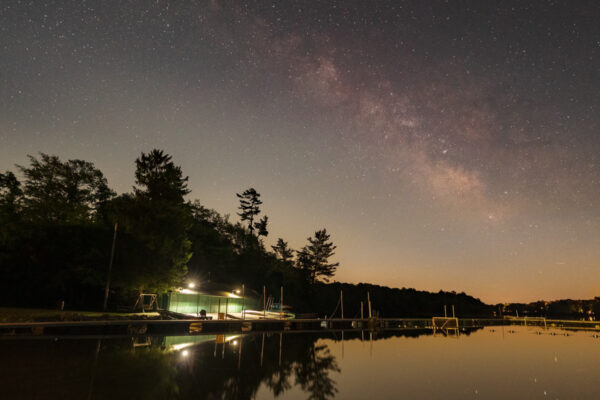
[94,344,180,399]
[175,333,341,400]
[293,344,340,400]
[0,338,179,400]
[0,328,483,400]
[265,366,293,396]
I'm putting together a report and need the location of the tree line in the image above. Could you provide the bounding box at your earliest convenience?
[0,150,338,309]
[0,150,492,316]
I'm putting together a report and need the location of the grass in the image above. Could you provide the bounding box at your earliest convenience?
[0,307,160,323]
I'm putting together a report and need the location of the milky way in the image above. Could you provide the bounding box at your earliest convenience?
[2,1,599,302]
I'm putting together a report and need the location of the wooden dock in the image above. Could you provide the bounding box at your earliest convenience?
[0,316,596,337]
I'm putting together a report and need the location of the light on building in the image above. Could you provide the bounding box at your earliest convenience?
[188,282,196,289]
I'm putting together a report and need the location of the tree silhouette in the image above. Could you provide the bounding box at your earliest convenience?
[272,238,294,263]
[110,149,191,294]
[0,171,23,216]
[297,229,339,284]
[134,149,189,201]
[17,153,114,223]
[236,188,262,234]
[254,215,269,237]
[294,343,340,400]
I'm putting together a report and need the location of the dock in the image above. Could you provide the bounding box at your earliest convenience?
[2,316,583,337]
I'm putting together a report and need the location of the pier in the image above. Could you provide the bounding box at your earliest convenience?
[2,316,597,337]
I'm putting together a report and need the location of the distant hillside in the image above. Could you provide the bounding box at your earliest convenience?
[498,297,600,320]
[306,282,494,318]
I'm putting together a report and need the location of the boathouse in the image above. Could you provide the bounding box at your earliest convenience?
[162,286,261,318]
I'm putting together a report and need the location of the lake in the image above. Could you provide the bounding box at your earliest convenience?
[1,325,599,399]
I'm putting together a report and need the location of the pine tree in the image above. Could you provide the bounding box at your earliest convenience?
[113,149,192,293]
[236,188,262,234]
[272,238,294,262]
[134,149,189,202]
[297,229,339,284]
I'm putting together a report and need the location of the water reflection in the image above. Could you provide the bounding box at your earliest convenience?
[1,326,599,399]
[174,332,344,400]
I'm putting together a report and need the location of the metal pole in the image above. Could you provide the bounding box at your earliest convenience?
[452,305,455,318]
[361,301,364,320]
[218,298,221,320]
[444,305,447,318]
[241,284,245,320]
[103,222,118,311]
[340,290,344,320]
[263,285,266,319]
[225,298,229,320]
[367,292,372,318]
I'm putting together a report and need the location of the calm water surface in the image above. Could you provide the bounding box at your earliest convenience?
[1,326,599,399]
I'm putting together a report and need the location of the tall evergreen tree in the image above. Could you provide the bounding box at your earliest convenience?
[297,229,339,284]
[236,187,262,234]
[272,238,294,262]
[111,149,192,294]
[134,149,189,201]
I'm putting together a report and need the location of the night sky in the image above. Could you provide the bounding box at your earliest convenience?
[2,1,599,303]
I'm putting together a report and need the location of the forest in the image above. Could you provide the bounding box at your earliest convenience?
[0,150,492,316]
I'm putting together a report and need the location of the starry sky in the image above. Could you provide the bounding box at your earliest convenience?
[2,1,599,303]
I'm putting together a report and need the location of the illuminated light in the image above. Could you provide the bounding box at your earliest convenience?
[234,289,241,294]
[182,350,189,357]
[180,288,196,294]
[225,335,240,343]
[172,342,194,351]
[188,282,196,289]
